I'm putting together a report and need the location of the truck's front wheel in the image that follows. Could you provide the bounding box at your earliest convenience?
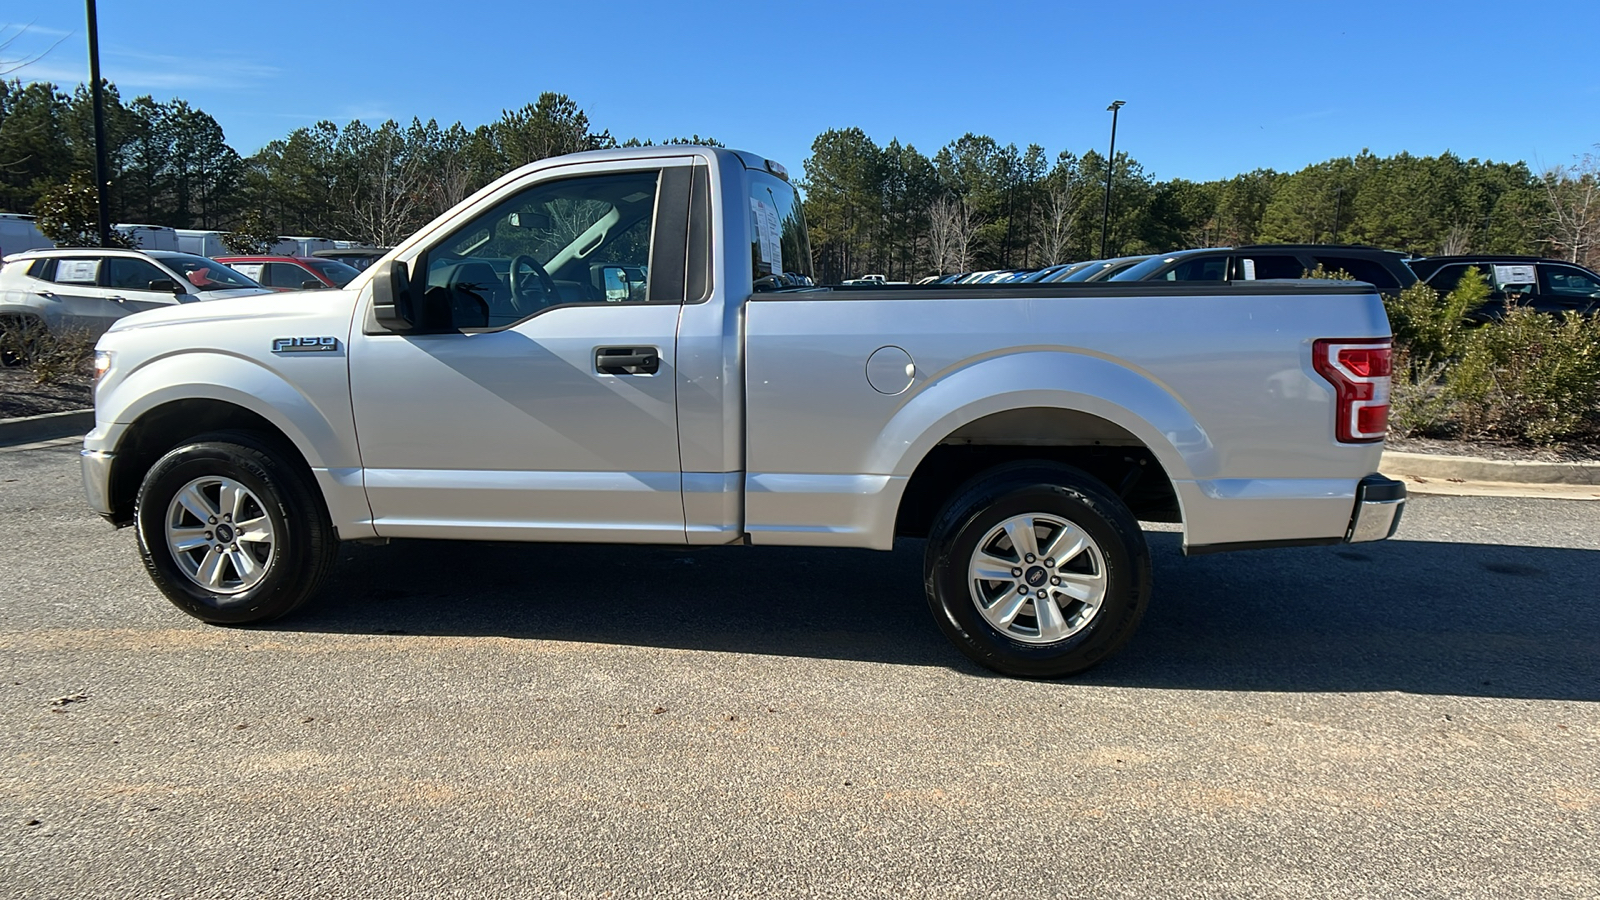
[134,432,338,625]
[924,462,1151,678]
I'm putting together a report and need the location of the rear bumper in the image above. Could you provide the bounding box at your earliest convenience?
[1345,473,1405,543]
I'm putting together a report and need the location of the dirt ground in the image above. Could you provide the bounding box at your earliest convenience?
[0,367,92,419]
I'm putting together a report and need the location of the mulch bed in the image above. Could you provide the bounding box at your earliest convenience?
[0,367,93,419]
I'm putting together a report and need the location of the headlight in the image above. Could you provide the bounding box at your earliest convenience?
[93,350,113,382]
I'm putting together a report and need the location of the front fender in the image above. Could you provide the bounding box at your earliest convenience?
[95,349,357,470]
[875,350,1216,482]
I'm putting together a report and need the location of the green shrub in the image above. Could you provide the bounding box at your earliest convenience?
[1445,306,1600,444]
[1383,267,1484,365]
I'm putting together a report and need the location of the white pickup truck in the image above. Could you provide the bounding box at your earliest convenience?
[82,146,1404,677]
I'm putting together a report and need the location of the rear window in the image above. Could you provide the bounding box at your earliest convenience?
[1313,255,1399,289]
[748,170,813,289]
[1236,254,1306,280]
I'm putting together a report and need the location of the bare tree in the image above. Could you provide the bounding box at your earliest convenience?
[1542,151,1600,266]
[0,24,68,78]
[927,195,960,275]
[341,121,428,247]
[1038,178,1080,266]
[1439,222,1473,256]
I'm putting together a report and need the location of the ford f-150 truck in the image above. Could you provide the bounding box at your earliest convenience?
[81,146,1405,677]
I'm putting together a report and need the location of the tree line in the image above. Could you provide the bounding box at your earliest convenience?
[2,78,1595,280]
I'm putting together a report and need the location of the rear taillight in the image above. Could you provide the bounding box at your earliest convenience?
[1312,338,1392,443]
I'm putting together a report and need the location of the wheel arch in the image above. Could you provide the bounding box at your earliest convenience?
[104,398,315,526]
[882,351,1210,539]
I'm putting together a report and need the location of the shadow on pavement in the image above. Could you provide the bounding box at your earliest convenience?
[285,531,1600,702]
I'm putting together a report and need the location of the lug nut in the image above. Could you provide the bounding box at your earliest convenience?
[1044,558,1055,568]
[224,514,232,522]
[1037,589,1048,599]
[1011,568,1022,578]
[1024,554,1035,563]
[1050,576,1060,585]
[208,516,217,524]
[1017,585,1028,594]
[204,532,212,540]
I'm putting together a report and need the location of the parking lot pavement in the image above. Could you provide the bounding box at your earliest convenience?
[1,437,1597,899]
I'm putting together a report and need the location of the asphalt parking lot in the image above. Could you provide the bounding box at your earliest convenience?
[1,436,1596,899]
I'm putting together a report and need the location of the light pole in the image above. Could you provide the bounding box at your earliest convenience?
[1099,100,1125,260]
[85,0,112,247]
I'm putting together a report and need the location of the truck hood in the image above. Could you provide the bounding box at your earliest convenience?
[106,289,355,334]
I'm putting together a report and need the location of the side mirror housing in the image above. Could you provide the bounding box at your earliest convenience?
[300,279,325,290]
[148,278,183,295]
[372,260,417,330]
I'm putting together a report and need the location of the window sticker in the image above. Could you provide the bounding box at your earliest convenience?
[231,263,264,281]
[750,197,782,274]
[1492,264,1535,286]
[1240,258,1257,280]
[58,259,100,284]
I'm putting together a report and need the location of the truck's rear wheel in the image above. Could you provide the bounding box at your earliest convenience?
[924,462,1151,678]
[134,432,338,625]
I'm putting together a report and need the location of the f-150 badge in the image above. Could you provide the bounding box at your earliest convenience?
[272,336,340,353]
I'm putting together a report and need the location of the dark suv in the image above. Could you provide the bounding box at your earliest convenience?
[1408,255,1600,317]
[1108,244,1417,293]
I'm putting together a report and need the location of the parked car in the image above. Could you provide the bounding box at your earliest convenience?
[1109,245,1417,293]
[312,247,387,271]
[1036,261,1100,283]
[113,224,180,251]
[268,236,337,257]
[216,255,362,291]
[0,213,54,257]
[1059,255,1152,282]
[82,145,1404,679]
[1407,255,1600,317]
[175,229,229,258]
[0,248,270,341]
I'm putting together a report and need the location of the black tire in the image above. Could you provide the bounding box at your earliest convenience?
[134,431,339,625]
[924,461,1151,678]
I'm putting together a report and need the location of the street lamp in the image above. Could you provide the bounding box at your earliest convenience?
[85,0,112,247]
[1099,100,1125,260]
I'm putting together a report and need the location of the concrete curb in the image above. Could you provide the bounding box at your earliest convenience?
[0,409,93,447]
[1382,450,1600,486]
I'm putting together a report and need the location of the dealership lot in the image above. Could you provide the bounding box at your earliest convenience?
[1,437,1596,899]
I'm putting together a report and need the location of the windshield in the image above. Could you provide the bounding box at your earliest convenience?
[154,253,263,289]
[1059,261,1109,282]
[1108,255,1185,281]
[301,257,361,287]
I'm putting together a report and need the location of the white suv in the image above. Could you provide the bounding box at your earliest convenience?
[0,248,271,341]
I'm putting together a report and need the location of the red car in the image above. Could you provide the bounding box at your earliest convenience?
[214,255,361,292]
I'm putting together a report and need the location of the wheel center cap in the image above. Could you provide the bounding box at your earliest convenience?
[214,523,235,544]
[1024,566,1048,586]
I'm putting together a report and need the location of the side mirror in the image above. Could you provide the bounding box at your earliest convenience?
[372,260,417,330]
[601,265,630,302]
[148,278,183,295]
[300,280,325,290]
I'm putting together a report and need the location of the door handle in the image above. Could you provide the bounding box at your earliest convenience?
[109,296,128,303]
[595,346,660,375]
[33,290,56,300]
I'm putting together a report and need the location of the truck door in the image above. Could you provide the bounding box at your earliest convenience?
[348,158,695,543]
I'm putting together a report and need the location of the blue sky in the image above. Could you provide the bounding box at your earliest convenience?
[6,0,1598,183]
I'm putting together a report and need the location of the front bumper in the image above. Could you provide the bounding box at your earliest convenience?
[1345,473,1405,543]
[81,448,116,520]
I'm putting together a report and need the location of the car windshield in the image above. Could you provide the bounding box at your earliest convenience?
[301,258,361,287]
[153,253,262,289]
[1059,261,1110,282]
[1108,254,1190,281]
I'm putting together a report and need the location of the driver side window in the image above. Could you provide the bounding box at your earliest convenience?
[421,169,661,329]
